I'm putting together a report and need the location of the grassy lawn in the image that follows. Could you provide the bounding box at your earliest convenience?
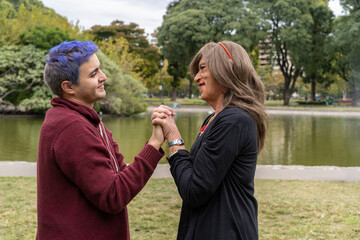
[1,177,359,239]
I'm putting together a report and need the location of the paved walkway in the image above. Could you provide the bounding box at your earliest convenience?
[1,162,359,182]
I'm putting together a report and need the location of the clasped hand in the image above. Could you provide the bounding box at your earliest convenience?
[148,105,181,149]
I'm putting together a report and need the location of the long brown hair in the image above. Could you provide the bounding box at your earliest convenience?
[190,41,268,151]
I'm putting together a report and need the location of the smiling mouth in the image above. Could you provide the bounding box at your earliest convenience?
[199,83,205,87]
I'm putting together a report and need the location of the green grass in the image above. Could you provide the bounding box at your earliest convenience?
[1,177,359,239]
[144,97,173,106]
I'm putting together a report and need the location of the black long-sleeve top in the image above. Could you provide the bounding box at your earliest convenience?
[168,107,259,240]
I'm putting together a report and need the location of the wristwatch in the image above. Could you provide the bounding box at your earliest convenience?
[168,138,184,147]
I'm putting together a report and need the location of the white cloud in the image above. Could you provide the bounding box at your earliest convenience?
[41,0,344,37]
[41,0,172,36]
[329,0,345,16]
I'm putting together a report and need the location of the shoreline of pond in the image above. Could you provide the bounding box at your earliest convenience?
[1,106,359,118]
[147,106,360,117]
[1,161,360,182]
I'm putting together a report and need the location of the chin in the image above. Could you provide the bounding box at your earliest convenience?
[99,90,106,97]
[95,94,106,101]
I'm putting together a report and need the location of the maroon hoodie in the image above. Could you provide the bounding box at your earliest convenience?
[36,98,164,240]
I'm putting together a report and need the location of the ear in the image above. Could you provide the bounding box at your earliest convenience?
[218,84,228,94]
[61,81,75,95]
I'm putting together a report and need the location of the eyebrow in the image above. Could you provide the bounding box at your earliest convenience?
[88,67,99,77]
[198,62,206,68]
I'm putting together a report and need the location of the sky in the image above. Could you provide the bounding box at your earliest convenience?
[41,0,345,37]
[41,0,173,37]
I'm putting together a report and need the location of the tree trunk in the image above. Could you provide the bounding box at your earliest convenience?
[353,78,360,104]
[171,87,177,101]
[354,89,359,102]
[311,78,316,101]
[283,88,291,106]
[188,77,193,99]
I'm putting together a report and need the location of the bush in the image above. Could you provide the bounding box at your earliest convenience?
[296,101,327,105]
[97,51,148,115]
[21,98,51,114]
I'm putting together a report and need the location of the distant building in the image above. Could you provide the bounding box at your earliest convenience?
[150,31,158,46]
[258,38,273,67]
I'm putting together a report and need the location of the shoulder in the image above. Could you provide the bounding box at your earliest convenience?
[216,107,255,127]
[206,108,255,139]
[43,106,94,135]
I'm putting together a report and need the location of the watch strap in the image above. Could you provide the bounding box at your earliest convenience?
[168,138,184,147]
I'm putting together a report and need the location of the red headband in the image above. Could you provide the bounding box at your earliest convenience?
[219,42,232,59]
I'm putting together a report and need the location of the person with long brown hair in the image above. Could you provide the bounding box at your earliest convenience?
[152,41,268,239]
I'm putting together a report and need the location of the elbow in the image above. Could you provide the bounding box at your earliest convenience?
[95,194,128,214]
[103,196,128,214]
[91,182,132,214]
[180,187,215,208]
[182,198,207,208]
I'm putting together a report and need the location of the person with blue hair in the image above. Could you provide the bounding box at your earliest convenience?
[36,41,167,240]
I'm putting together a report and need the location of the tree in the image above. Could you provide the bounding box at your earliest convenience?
[97,37,144,81]
[150,59,173,96]
[157,0,265,100]
[0,0,148,114]
[340,0,360,102]
[20,85,53,113]
[157,8,211,100]
[0,45,46,105]
[258,66,284,100]
[331,0,360,101]
[302,1,334,101]
[340,0,360,11]
[256,0,318,105]
[0,0,84,46]
[91,20,149,48]
[19,25,72,49]
[96,51,147,115]
[89,20,160,86]
[0,4,16,45]
[1,0,44,10]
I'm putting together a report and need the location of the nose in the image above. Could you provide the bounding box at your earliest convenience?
[194,72,201,82]
[99,69,107,82]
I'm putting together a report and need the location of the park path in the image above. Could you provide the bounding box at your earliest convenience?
[1,162,360,182]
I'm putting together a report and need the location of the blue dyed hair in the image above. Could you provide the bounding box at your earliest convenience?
[44,41,98,96]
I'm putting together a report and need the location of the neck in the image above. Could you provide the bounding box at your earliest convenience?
[208,96,224,116]
[62,95,94,109]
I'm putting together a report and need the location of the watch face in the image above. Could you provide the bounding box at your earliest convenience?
[169,139,184,146]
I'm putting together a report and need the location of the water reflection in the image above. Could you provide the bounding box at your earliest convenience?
[0,112,359,167]
[102,112,209,164]
[0,116,43,162]
[258,115,360,166]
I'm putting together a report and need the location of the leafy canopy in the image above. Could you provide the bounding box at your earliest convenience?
[89,20,160,86]
[0,45,46,105]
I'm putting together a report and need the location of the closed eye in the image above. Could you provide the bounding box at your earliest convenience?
[89,68,99,77]
[199,65,207,70]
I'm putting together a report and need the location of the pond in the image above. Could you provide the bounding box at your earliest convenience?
[0,111,359,167]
